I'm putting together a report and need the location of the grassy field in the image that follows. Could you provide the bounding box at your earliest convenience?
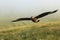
[0,21,60,40]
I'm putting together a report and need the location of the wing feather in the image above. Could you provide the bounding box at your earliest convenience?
[12,18,31,22]
[35,10,58,19]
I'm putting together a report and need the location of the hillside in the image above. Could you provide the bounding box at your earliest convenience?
[0,21,60,40]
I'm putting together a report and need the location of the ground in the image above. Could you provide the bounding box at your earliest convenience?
[0,21,60,40]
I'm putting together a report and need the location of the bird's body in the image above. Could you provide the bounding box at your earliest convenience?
[12,10,58,23]
[31,16,40,23]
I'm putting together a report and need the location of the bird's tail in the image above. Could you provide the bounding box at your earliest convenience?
[51,10,58,13]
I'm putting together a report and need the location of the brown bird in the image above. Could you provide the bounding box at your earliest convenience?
[12,10,58,23]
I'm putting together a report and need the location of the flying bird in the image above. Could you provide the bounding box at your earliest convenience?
[12,10,58,23]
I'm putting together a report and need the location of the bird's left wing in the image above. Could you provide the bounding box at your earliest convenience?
[12,18,31,22]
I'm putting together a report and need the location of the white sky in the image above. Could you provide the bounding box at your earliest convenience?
[0,0,60,19]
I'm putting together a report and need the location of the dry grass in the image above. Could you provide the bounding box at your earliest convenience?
[0,21,60,40]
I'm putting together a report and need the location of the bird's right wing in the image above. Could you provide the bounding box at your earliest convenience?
[12,18,31,22]
[35,10,58,19]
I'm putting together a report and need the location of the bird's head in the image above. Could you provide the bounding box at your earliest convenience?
[31,16,35,19]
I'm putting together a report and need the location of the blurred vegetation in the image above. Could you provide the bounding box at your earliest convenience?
[0,21,60,40]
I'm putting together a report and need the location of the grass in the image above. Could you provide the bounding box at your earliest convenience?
[0,21,60,40]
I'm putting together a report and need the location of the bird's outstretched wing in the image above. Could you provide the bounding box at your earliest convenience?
[12,18,31,22]
[35,10,58,19]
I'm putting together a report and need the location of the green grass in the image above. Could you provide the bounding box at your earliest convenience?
[0,21,60,40]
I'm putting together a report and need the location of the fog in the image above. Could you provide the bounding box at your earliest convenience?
[0,0,60,20]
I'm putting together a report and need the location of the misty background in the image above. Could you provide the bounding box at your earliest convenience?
[0,0,60,22]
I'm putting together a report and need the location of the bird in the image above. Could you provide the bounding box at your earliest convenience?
[12,10,58,23]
